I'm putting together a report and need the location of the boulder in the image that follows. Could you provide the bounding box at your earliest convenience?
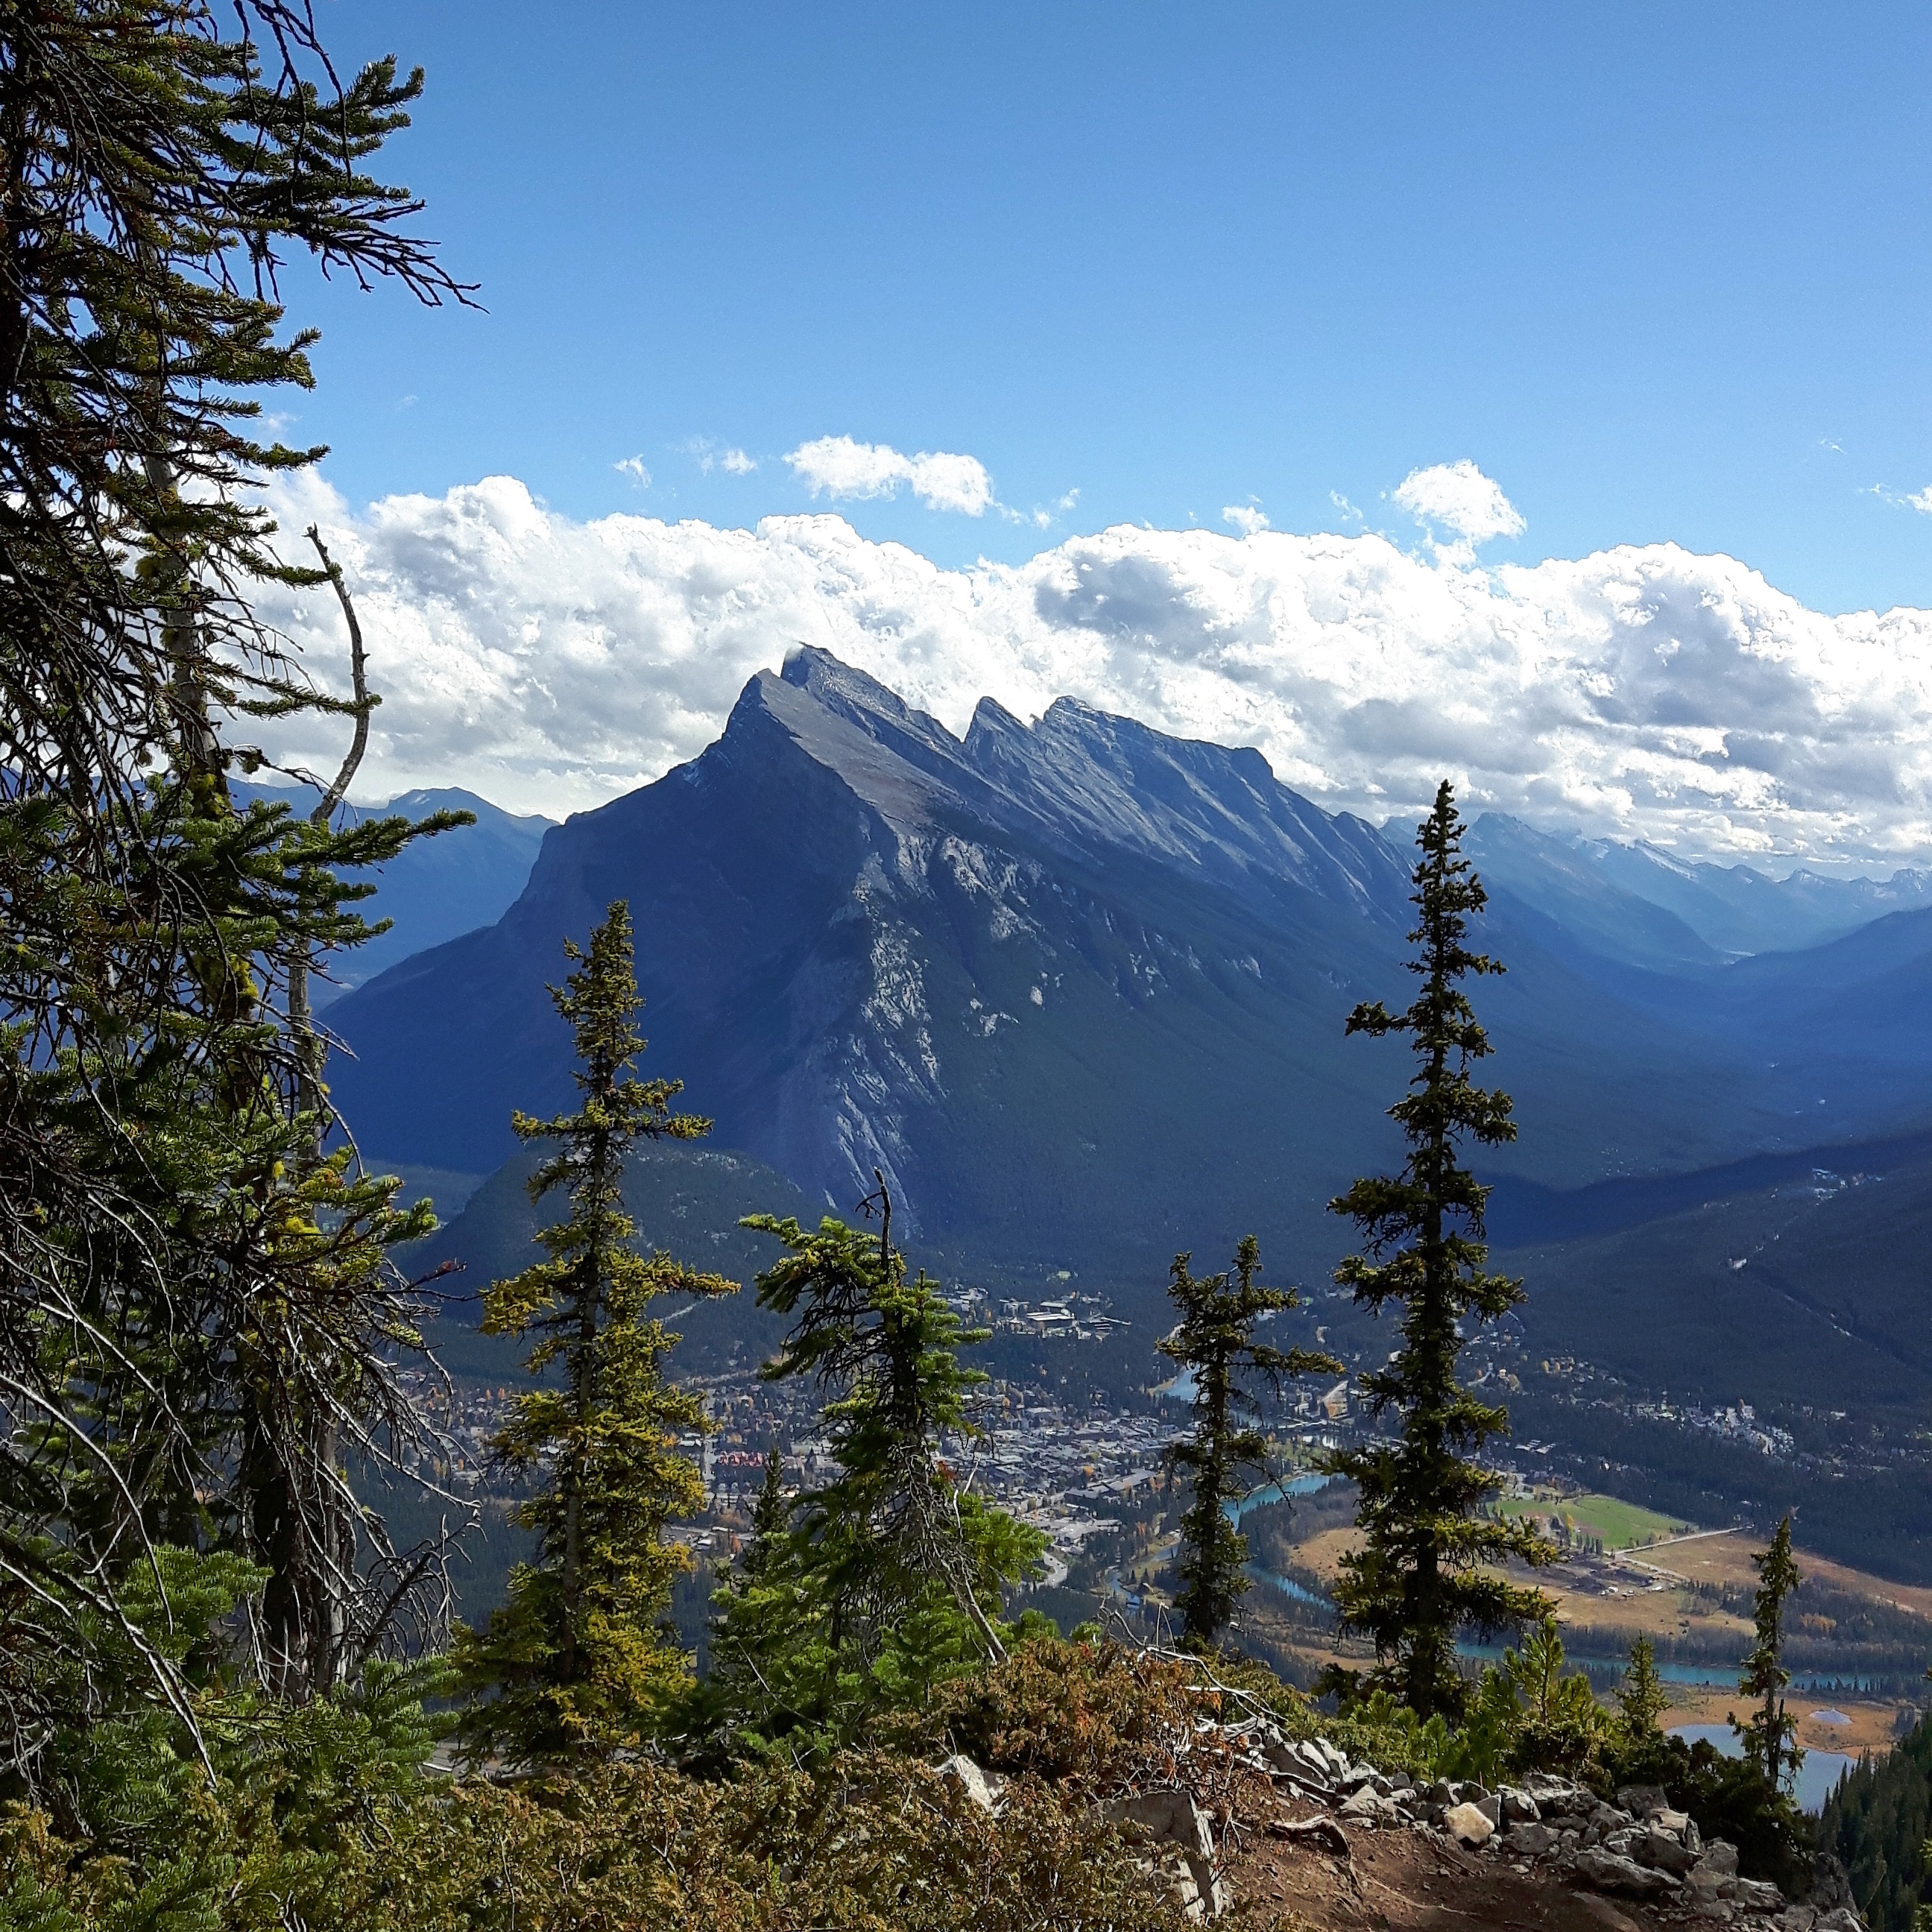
[1106,1790,1214,1863]
[1524,1773,1588,1811]
[1500,1787,1542,1825]
[1636,1826,1699,1875]
[1813,1910,1860,1932]
[1506,1821,1559,1857]
[1703,1843,1742,1878]
[1445,1802,1495,1848]
[1339,1787,1402,1827]
[1775,1908,1817,1932]
[1810,1854,1855,1914]
[1425,1778,1456,1806]
[1475,1791,1503,1828]
[1574,1847,1675,1896]
[1107,1790,1225,1922]
[1617,1784,1671,1820]
[1734,1878,1787,1912]
[937,1754,1004,1813]
[1687,1863,1737,1904]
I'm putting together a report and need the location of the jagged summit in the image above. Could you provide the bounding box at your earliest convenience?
[742,645,1407,915]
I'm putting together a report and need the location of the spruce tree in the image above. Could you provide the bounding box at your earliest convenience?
[731,1176,1044,1740]
[454,903,736,1766]
[1326,780,1553,1717]
[1735,1515,1804,1796]
[703,1449,824,1750]
[1158,1236,1339,1650]
[1618,1635,1668,1740]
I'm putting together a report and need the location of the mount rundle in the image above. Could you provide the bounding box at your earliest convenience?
[329,646,1932,1298]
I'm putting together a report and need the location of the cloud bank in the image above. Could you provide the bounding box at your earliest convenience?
[252,469,1932,871]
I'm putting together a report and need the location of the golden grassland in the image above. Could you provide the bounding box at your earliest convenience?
[1251,1514,1930,1747]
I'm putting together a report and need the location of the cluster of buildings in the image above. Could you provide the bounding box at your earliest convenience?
[1632,1395,1798,1459]
[987,1295,1130,1342]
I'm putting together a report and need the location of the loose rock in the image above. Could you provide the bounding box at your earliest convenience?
[1574,1847,1675,1896]
[1444,1802,1495,1848]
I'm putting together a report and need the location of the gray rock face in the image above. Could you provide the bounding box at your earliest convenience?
[1339,1787,1402,1827]
[1505,1821,1559,1857]
[1687,1865,1734,1903]
[1809,1853,1855,1913]
[1637,1825,1699,1875]
[1617,1784,1672,1820]
[1575,1847,1675,1895]
[1106,1790,1213,1863]
[936,1753,1004,1813]
[1105,1789,1225,1922]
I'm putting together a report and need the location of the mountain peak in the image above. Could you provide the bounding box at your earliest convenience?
[779,645,961,756]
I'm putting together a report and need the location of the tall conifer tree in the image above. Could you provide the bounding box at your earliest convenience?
[1735,1515,1804,1796]
[1159,1236,1339,1650]
[455,902,735,1767]
[1326,781,1553,1717]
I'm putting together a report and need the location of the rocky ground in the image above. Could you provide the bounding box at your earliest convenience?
[943,1725,1866,1929]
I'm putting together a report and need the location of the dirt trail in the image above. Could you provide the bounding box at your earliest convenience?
[1229,1797,1674,1932]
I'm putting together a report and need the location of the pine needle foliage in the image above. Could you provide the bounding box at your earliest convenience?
[1617,1635,1669,1742]
[1158,1235,1339,1650]
[454,903,735,1767]
[1734,1515,1804,1796]
[1325,780,1554,1717]
[713,1179,1045,1750]
[0,0,471,1752]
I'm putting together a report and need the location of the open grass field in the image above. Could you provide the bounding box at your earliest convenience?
[1497,1491,1692,1549]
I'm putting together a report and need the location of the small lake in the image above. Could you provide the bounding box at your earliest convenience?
[1222,1474,1332,1526]
[1670,1723,1858,1816]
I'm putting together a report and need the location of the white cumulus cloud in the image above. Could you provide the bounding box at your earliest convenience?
[1392,459,1525,549]
[250,468,1932,871]
[785,435,994,515]
[1222,502,1270,535]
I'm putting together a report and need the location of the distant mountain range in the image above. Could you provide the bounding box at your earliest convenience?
[236,781,553,1001]
[319,650,1932,1340]
[1463,813,1932,966]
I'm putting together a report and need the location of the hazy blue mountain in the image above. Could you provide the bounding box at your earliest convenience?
[1464,812,1932,958]
[1462,815,1723,970]
[235,780,554,1000]
[326,648,1839,1319]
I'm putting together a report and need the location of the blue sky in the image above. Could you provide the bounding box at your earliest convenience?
[291,1,1932,614]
